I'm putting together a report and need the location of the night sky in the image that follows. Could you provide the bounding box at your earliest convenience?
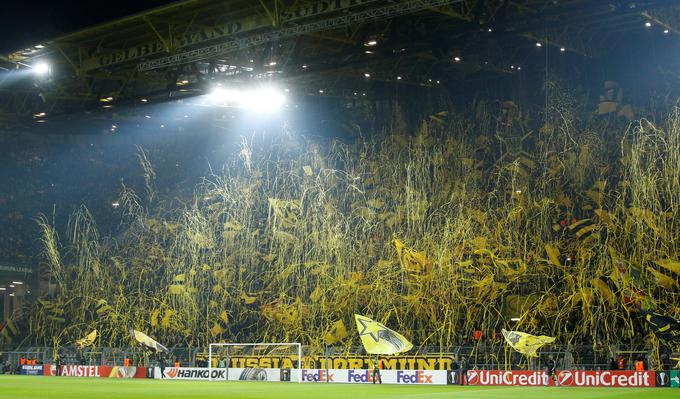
[0,1,174,53]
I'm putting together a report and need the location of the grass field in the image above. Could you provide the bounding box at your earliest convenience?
[1,376,679,399]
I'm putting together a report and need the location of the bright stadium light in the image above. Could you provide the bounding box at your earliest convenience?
[208,87,238,103]
[510,317,520,321]
[208,86,285,112]
[242,88,286,112]
[34,62,49,75]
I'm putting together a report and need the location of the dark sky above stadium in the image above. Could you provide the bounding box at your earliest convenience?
[0,1,174,53]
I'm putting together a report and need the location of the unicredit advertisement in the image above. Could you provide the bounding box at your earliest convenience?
[466,370,656,387]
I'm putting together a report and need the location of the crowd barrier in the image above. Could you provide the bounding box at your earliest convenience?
[19,365,680,387]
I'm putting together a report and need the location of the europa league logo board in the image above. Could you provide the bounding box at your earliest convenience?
[656,371,670,387]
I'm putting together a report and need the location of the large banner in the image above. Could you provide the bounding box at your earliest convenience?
[82,0,383,71]
[26,365,672,387]
[466,370,656,387]
[154,367,447,384]
[225,355,455,370]
[43,365,146,378]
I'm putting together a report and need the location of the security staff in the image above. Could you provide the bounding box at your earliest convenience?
[159,355,166,379]
[546,356,559,386]
[372,357,382,384]
[459,356,470,385]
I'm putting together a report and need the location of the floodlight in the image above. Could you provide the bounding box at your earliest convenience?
[510,317,520,321]
[208,86,285,111]
[244,88,286,112]
[34,62,49,74]
[208,87,240,103]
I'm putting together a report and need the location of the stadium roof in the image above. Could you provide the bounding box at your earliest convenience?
[1,0,680,127]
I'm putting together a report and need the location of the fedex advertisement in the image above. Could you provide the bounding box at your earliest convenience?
[301,369,334,382]
[344,369,446,384]
[466,370,656,387]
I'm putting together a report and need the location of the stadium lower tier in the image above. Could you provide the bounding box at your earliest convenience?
[17,365,680,387]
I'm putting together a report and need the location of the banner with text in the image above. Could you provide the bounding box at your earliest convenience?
[466,370,656,387]
[224,355,455,370]
[43,365,146,378]
[154,367,228,381]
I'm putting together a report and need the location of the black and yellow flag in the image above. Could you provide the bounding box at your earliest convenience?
[642,311,680,341]
[131,329,169,352]
[75,329,97,348]
[354,314,413,355]
[501,329,555,357]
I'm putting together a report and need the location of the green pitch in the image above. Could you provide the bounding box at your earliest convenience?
[0,376,678,399]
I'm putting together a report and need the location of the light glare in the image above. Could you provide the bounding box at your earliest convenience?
[34,62,49,74]
[208,87,286,112]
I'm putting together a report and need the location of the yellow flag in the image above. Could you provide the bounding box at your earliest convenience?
[324,319,348,345]
[354,314,413,355]
[501,329,555,357]
[131,329,168,353]
[75,329,97,348]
